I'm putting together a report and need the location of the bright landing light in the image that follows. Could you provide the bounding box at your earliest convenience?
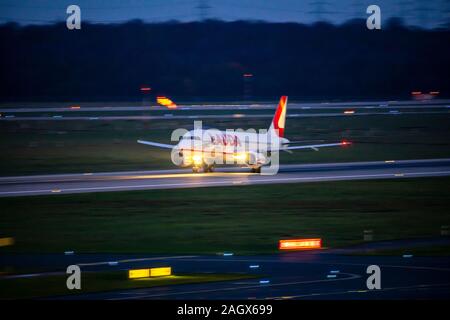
[192,154,203,165]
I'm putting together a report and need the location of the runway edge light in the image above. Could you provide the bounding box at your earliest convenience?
[279,238,322,251]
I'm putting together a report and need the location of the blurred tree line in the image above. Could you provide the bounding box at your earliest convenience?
[0,19,448,101]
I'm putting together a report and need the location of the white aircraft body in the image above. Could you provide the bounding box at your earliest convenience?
[138,96,350,173]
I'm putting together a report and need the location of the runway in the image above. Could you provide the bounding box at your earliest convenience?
[0,99,449,121]
[0,158,449,197]
[2,237,450,299]
[1,110,449,121]
[1,99,449,112]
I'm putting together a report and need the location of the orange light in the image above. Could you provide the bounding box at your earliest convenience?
[70,105,80,109]
[344,110,355,114]
[157,96,177,109]
[279,238,322,250]
[411,91,422,95]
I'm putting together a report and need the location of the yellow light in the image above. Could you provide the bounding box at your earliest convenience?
[192,154,203,165]
[129,269,150,279]
[128,267,172,279]
[0,237,14,247]
[150,267,172,277]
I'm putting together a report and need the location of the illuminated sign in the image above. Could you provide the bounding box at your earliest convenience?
[128,267,172,279]
[150,267,172,277]
[279,238,322,250]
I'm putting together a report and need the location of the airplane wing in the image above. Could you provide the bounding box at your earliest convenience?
[282,141,351,151]
[137,140,176,149]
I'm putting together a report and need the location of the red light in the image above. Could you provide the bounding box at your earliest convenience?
[243,73,253,77]
[279,238,322,250]
[140,86,152,92]
[341,140,352,146]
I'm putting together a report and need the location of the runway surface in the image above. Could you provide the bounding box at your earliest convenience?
[1,99,449,112]
[0,100,449,121]
[0,158,449,197]
[2,237,450,299]
[1,110,449,121]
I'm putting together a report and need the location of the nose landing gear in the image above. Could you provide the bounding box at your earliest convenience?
[192,164,215,173]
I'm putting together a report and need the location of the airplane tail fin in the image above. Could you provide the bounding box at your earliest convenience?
[269,96,288,138]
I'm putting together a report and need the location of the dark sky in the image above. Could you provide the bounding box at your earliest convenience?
[0,0,449,28]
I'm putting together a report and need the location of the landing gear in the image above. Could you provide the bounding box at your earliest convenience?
[251,167,261,173]
[203,164,215,173]
[192,164,215,173]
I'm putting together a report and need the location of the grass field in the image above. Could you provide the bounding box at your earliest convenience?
[1,113,450,176]
[0,272,254,299]
[1,177,449,254]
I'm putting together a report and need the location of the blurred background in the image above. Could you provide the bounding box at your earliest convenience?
[0,0,449,101]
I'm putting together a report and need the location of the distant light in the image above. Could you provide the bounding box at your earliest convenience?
[327,274,337,278]
[430,91,439,95]
[279,238,322,250]
[70,105,80,109]
[344,110,355,114]
[411,91,422,95]
[329,270,340,274]
[341,140,352,146]
[385,160,395,163]
[243,73,253,77]
[249,265,260,269]
[140,86,152,92]
[259,280,270,284]
[223,252,234,256]
[0,237,15,247]
[64,251,74,255]
[108,261,119,266]
[402,254,413,258]
[157,96,177,109]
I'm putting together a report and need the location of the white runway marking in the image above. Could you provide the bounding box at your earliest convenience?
[1,170,450,196]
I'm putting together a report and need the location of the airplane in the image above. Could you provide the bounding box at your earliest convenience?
[138,96,351,173]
